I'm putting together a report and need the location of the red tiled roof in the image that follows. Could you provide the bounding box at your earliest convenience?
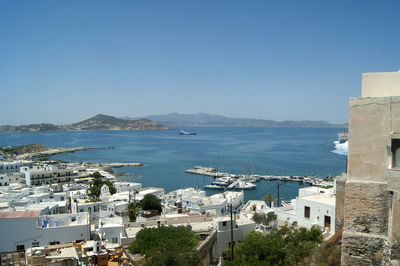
[0,210,41,219]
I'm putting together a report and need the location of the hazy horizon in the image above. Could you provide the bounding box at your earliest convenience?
[1,1,399,125]
[0,112,349,127]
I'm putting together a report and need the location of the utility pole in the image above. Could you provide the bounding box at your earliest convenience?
[230,203,234,261]
[277,182,280,207]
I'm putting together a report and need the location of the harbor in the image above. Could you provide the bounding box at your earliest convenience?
[185,166,335,191]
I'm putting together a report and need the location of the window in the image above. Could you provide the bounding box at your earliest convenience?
[16,245,25,251]
[32,241,39,247]
[392,139,400,168]
[49,241,60,245]
[222,221,227,227]
[112,237,118,243]
[304,206,310,218]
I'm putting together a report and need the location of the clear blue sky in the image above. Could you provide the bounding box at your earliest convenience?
[1,0,399,125]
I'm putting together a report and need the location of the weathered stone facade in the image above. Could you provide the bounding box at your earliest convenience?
[339,71,400,265]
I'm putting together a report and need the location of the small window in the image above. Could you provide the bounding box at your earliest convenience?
[32,241,39,247]
[304,206,310,218]
[222,221,227,227]
[112,237,118,243]
[49,241,60,245]
[392,139,400,168]
[16,245,25,251]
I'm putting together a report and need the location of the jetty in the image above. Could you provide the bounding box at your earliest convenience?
[15,147,100,159]
[185,166,335,189]
[101,162,143,167]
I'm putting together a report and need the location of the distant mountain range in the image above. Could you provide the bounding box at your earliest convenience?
[121,113,347,128]
[0,114,169,133]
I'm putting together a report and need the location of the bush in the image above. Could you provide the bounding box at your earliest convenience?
[141,194,162,213]
[224,223,323,265]
[128,226,201,266]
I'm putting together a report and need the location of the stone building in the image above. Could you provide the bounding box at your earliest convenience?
[337,71,400,264]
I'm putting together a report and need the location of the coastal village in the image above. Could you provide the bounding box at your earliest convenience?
[0,142,337,265]
[1,70,400,265]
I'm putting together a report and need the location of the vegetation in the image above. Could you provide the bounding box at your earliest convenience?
[252,212,277,226]
[0,144,46,157]
[141,194,162,213]
[88,172,117,197]
[128,225,201,265]
[127,202,141,222]
[263,192,274,207]
[224,223,323,265]
[305,230,342,265]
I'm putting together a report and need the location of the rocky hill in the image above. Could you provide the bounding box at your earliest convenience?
[0,114,169,133]
[70,114,168,131]
[123,112,347,128]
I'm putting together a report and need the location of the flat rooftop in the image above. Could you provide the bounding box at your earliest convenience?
[0,210,41,219]
[300,194,335,206]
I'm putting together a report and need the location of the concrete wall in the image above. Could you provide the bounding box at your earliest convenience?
[362,72,400,97]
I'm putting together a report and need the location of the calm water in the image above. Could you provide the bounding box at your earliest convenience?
[0,127,346,202]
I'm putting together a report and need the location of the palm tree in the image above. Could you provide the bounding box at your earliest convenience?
[127,202,141,222]
[264,192,274,208]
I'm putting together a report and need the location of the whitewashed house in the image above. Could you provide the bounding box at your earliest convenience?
[274,186,335,234]
[0,211,90,252]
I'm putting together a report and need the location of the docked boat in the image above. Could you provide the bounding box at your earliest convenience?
[235,181,256,190]
[338,130,348,144]
[212,181,230,186]
[204,184,225,190]
[178,130,196,135]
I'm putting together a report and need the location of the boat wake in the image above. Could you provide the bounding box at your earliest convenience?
[331,141,348,156]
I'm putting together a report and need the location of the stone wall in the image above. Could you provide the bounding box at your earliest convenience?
[343,181,390,235]
[341,232,388,265]
[335,175,346,232]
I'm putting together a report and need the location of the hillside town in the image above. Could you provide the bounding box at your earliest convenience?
[0,144,338,265]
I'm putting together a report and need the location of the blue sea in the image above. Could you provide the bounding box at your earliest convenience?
[0,127,347,202]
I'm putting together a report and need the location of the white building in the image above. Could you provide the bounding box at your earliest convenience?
[210,191,244,210]
[0,173,9,187]
[274,186,336,234]
[182,196,228,216]
[114,182,142,193]
[0,211,90,252]
[20,165,75,186]
[98,216,124,244]
[215,215,255,257]
[0,161,24,173]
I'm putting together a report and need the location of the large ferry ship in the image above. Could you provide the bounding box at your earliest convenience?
[178,130,196,135]
[338,130,348,144]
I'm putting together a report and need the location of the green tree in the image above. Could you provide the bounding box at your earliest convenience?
[127,202,141,222]
[224,223,323,265]
[141,194,162,213]
[263,192,274,207]
[252,213,266,225]
[128,225,201,265]
[88,177,117,198]
[92,171,103,179]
